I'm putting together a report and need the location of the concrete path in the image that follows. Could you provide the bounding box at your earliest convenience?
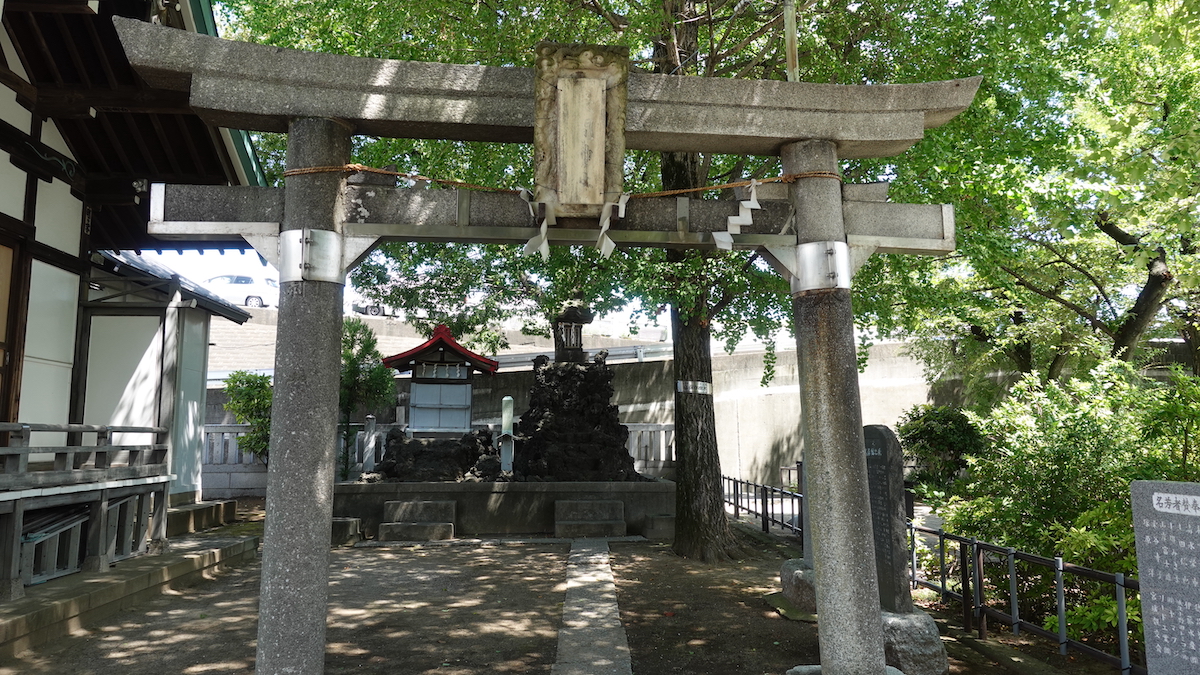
[551,539,633,675]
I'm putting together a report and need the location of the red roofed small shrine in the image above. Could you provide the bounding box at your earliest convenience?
[383,325,497,437]
[382,324,499,374]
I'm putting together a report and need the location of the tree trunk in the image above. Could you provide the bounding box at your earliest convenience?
[1179,311,1200,377]
[661,151,740,560]
[669,299,741,561]
[1111,246,1173,361]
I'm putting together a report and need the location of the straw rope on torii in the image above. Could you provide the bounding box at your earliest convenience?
[116,15,980,675]
[279,164,848,257]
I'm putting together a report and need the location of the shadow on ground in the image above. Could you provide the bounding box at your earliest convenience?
[0,544,568,675]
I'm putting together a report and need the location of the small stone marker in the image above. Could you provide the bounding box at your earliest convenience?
[1132,480,1200,674]
[864,424,913,614]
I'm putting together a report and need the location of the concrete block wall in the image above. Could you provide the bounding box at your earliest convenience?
[202,463,268,500]
[334,481,675,538]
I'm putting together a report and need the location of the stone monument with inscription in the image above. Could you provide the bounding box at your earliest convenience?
[865,424,914,614]
[1132,480,1200,675]
[784,426,947,675]
[865,425,948,675]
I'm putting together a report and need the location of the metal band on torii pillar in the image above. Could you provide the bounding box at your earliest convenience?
[783,139,888,675]
[256,117,353,675]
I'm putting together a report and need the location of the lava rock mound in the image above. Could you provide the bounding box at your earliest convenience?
[514,353,643,481]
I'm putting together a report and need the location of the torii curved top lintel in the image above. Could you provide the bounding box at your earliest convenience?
[114,17,980,160]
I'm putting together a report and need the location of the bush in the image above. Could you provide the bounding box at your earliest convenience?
[897,404,988,494]
[222,371,273,462]
[935,362,1200,648]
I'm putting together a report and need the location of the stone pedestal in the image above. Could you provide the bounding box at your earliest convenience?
[787,666,905,675]
[882,610,948,675]
[780,558,818,614]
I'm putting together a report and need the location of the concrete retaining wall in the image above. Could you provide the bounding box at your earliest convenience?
[334,480,675,538]
[202,463,267,499]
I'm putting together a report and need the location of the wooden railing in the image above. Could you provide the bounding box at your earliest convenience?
[0,423,169,598]
[0,423,169,492]
[625,423,675,477]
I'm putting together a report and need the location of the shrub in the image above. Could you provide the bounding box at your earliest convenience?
[222,371,273,462]
[897,404,988,494]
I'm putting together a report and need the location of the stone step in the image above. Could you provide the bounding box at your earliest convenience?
[555,500,624,523]
[383,500,455,523]
[166,500,238,537]
[331,517,362,547]
[378,521,455,541]
[644,514,675,541]
[555,520,626,538]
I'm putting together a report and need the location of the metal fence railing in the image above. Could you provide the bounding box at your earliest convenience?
[719,474,1145,674]
[721,475,804,537]
[909,523,1144,675]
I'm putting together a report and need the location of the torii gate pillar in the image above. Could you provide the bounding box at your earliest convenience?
[256,117,351,675]
[783,140,886,674]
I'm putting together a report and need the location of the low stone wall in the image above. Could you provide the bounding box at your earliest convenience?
[334,480,676,538]
[202,463,268,499]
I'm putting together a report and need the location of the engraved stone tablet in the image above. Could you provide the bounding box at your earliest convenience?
[1132,480,1200,674]
[533,43,628,218]
[864,424,913,613]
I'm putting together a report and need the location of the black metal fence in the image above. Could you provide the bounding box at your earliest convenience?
[909,523,1144,675]
[721,474,804,537]
[719,474,1145,674]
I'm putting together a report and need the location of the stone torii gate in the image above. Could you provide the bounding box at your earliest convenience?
[115,18,979,675]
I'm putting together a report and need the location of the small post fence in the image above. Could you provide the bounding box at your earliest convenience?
[907,521,1145,674]
[721,474,804,540]
[721,473,1146,673]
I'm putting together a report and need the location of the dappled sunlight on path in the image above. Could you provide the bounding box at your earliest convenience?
[0,543,569,675]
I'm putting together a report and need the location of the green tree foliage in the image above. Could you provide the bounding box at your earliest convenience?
[340,317,396,480]
[222,371,273,462]
[896,405,988,497]
[933,361,1200,646]
[864,0,1200,396]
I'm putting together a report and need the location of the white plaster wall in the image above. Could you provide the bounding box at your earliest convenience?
[39,121,73,158]
[34,178,81,255]
[1,27,35,221]
[19,261,80,445]
[84,315,162,447]
[172,308,210,499]
[0,155,24,222]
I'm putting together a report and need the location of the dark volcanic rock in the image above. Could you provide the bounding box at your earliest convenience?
[514,352,642,481]
[375,429,494,482]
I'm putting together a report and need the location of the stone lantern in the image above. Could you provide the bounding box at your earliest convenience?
[553,304,594,363]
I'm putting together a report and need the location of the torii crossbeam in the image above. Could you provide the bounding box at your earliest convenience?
[114,17,980,675]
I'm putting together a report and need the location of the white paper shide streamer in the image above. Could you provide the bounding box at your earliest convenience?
[521,189,555,261]
[596,193,630,258]
[713,179,761,251]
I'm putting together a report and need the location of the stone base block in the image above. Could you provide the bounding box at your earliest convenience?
[782,662,902,667]
[166,500,238,537]
[883,610,948,675]
[555,500,624,521]
[331,517,362,546]
[383,500,455,523]
[555,520,626,538]
[644,514,675,541]
[378,521,454,541]
[780,558,818,614]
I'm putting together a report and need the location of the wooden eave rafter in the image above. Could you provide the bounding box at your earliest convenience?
[1,0,249,250]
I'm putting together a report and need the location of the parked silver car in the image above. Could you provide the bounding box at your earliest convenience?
[203,274,280,308]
